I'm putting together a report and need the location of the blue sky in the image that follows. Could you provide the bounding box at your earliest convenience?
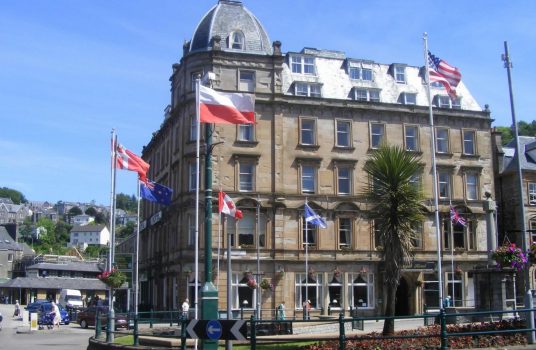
[1,0,535,205]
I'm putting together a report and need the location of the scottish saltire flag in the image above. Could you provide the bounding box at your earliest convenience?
[140,180,173,206]
[450,205,466,226]
[304,203,327,228]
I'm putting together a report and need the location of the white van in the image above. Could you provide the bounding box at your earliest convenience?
[59,289,83,310]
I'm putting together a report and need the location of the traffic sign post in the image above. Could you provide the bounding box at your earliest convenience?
[186,319,247,341]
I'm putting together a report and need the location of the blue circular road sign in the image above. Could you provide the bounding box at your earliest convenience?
[206,320,222,340]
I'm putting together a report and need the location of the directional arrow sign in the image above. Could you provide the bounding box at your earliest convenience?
[185,320,247,340]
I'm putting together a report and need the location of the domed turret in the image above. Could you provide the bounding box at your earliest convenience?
[189,0,272,55]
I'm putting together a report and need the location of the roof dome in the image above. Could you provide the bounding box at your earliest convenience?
[189,1,272,55]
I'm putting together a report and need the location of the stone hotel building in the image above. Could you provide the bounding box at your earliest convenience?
[137,0,494,317]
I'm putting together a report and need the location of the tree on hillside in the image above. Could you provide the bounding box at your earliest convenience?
[0,187,27,204]
[496,120,536,145]
[94,211,107,224]
[116,193,137,212]
[85,207,98,217]
[361,145,424,336]
[117,221,136,239]
[68,206,83,216]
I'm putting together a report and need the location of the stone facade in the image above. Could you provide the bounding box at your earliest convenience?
[137,0,494,317]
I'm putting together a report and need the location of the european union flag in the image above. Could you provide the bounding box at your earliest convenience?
[140,180,173,206]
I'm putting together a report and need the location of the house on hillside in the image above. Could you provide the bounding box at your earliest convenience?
[69,224,110,249]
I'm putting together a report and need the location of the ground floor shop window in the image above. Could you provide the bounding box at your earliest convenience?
[348,273,374,308]
[295,273,323,309]
[328,275,342,308]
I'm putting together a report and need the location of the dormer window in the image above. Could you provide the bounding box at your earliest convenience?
[294,82,321,97]
[434,95,461,109]
[290,55,316,75]
[394,65,406,83]
[349,67,373,81]
[399,92,417,105]
[352,88,380,102]
[230,31,245,50]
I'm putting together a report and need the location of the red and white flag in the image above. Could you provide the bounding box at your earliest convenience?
[116,143,150,183]
[218,191,243,219]
[428,51,462,100]
[199,85,255,124]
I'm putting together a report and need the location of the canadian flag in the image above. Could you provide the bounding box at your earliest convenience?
[116,143,150,183]
[199,85,255,124]
[218,191,243,220]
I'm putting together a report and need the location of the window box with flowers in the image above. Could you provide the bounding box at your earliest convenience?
[491,243,527,271]
[98,269,127,288]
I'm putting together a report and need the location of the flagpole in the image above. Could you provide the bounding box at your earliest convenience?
[225,213,233,350]
[449,204,455,306]
[256,195,261,320]
[195,77,201,325]
[107,129,118,342]
[304,198,309,320]
[135,180,141,315]
[423,33,445,310]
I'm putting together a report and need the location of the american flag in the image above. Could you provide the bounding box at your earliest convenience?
[428,51,462,99]
[450,205,467,226]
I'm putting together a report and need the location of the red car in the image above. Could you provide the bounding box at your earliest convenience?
[76,306,128,330]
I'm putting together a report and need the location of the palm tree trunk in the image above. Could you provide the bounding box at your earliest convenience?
[382,281,397,336]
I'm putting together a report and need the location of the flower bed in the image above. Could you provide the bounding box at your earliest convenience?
[302,320,527,350]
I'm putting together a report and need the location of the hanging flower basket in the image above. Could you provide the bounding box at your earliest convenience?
[98,269,127,288]
[260,279,273,291]
[246,278,257,289]
[491,243,527,271]
[333,268,341,279]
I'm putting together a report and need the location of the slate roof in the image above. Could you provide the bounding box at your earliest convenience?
[189,0,272,55]
[501,136,536,174]
[0,226,22,251]
[70,224,107,233]
[0,276,108,290]
[26,261,102,273]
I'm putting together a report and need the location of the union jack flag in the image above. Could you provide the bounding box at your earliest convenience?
[450,205,466,226]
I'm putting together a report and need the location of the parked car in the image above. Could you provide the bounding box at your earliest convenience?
[25,299,49,313]
[76,306,128,330]
[37,302,70,325]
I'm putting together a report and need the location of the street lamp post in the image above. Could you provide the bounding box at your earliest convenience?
[241,300,248,320]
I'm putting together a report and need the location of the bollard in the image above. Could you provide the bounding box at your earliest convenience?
[180,316,187,350]
[525,291,535,344]
[440,308,447,350]
[95,308,101,339]
[250,315,257,350]
[150,308,154,328]
[339,313,346,350]
[133,314,139,346]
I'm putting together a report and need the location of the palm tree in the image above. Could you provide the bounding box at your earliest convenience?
[362,144,424,335]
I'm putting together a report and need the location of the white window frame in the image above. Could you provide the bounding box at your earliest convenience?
[300,118,317,146]
[230,31,245,50]
[301,164,316,194]
[370,123,385,149]
[239,162,255,192]
[189,115,198,142]
[465,173,478,200]
[335,120,352,147]
[349,66,373,81]
[295,82,321,97]
[435,95,461,109]
[291,55,316,75]
[394,65,406,83]
[529,183,536,205]
[436,128,449,154]
[348,272,374,309]
[188,163,198,192]
[462,130,476,155]
[238,123,255,142]
[404,125,419,152]
[239,70,255,92]
[233,273,257,309]
[188,214,196,246]
[337,166,352,195]
[338,217,352,249]
[353,88,380,102]
[400,92,417,105]
[438,171,451,199]
[302,215,318,249]
[295,273,323,309]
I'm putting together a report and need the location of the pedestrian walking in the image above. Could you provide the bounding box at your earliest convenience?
[276,301,286,320]
[13,300,20,318]
[181,298,189,320]
[51,301,61,328]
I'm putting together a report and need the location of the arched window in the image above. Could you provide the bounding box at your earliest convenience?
[230,31,245,50]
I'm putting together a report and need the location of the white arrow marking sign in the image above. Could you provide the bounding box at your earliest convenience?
[186,320,199,338]
[230,320,246,340]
